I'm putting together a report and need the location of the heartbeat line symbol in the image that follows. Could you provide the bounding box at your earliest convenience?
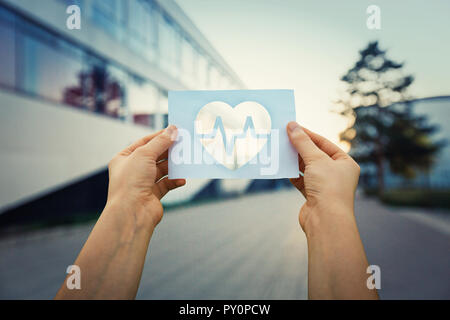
[196,116,271,156]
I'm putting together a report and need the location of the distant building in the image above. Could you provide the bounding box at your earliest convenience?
[358,96,450,189]
[0,0,245,213]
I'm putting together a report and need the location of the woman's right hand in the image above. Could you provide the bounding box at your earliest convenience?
[286,121,361,235]
[287,122,378,300]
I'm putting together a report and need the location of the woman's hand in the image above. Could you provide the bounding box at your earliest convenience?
[286,121,360,235]
[56,126,186,299]
[106,125,186,229]
[287,121,377,300]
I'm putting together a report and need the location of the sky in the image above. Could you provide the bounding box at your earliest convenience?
[175,0,450,148]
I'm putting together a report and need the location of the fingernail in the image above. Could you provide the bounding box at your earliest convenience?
[288,122,303,134]
[165,125,178,140]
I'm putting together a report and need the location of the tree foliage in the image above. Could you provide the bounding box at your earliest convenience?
[338,41,442,191]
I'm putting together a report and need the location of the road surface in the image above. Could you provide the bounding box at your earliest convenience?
[0,190,449,299]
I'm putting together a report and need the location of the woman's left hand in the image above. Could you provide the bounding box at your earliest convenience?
[106,125,186,229]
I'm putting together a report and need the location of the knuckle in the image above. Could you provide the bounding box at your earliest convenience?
[158,133,172,144]
[304,151,324,163]
[108,156,118,169]
[134,145,147,156]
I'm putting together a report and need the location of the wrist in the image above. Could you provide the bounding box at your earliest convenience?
[302,201,356,239]
[104,196,160,231]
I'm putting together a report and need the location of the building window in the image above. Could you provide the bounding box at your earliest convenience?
[181,37,198,87]
[162,113,169,128]
[19,23,84,108]
[81,57,127,119]
[128,76,159,128]
[0,8,16,88]
[105,65,128,119]
[91,0,121,37]
[159,14,181,77]
[60,0,84,7]
[0,2,241,128]
[127,0,158,62]
[159,91,168,114]
[158,92,169,129]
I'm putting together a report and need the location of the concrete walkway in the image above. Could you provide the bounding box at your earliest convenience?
[0,190,448,299]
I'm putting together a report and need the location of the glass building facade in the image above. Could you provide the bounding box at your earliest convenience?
[0,0,242,129]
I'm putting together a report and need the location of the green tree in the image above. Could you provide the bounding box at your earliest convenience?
[338,41,442,193]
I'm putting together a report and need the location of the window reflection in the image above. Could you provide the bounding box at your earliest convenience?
[159,15,181,77]
[91,0,120,37]
[159,92,168,113]
[181,37,198,86]
[128,0,158,61]
[62,0,239,92]
[0,9,15,88]
[128,77,159,128]
[21,31,84,108]
[159,92,169,129]
[105,65,128,119]
[79,59,126,118]
[163,114,169,128]
[0,2,241,129]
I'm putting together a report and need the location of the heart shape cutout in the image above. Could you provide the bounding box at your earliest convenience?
[195,101,272,170]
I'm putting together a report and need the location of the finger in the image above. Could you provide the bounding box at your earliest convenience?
[155,160,168,182]
[120,130,164,156]
[141,125,178,161]
[153,177,186,199]
[302,127,347,160]
[287,122,326,165]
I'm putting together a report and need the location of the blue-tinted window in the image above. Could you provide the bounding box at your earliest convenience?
[181,37,198,86]
[81,56,128,119]
[104,65,128,119]
[0,8,16,88]
[91,0,120,37]
[60,0,84,6]
[0,1,230,123]
[128,76,159,128]
[162,114,169,128]
[19,23,84,108]
[159,14,181,77]
[128,0,158,61]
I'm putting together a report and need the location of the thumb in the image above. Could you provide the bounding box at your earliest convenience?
[287,122,325,165]
[142,125,178,161]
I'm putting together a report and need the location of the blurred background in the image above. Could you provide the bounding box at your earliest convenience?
[0,0,449,299]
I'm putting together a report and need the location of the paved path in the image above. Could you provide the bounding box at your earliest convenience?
[0,190,448,299]
[354,197,450,299]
